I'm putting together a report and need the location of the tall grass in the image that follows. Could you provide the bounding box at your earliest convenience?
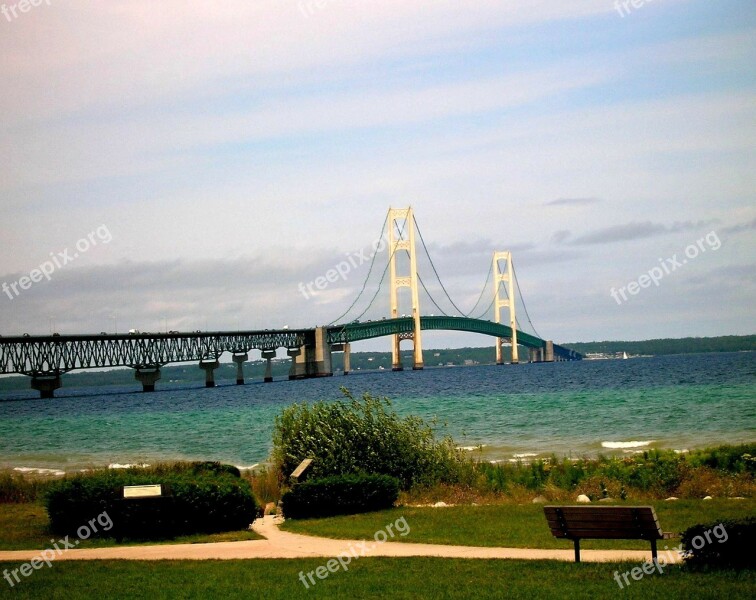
[476,444,756,500]
[0,471,53,503]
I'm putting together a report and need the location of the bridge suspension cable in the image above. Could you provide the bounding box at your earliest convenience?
[329,210,542,341]
[412,216,468,316]
[412,216,497,319]
[512,260,542,339]
[465,261,493,318]
[417,273,452,316]
[326,212,389,326]
[327,214,408,326]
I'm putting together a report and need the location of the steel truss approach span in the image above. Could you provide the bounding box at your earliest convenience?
[0,331,309,377]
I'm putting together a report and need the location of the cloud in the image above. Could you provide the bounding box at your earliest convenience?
[722,217,756,235]
[544,197,601,207]
[568,220,718,246]
[551,230,571,244]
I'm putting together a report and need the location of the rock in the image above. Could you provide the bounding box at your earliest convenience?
[598,497,615,503]
[665,497,679,501]
[576,494,591,503]
[703,495,713,500]
[264,502,277,515]
[433,501,448,508]
[531,496,547,504]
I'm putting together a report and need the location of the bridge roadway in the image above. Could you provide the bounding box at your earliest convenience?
[0,316,581,397]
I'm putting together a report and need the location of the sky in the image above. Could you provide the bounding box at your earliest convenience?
[1,0,754,352]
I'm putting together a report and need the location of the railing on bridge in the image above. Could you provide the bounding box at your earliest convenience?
[327,317,581,362]
[1,320,580,398]
[0,330,311,397]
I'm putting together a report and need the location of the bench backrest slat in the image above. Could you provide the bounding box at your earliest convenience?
[544,506,663,540]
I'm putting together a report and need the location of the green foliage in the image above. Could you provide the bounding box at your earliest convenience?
[477,445,756,498]
[682,518,756,570]
[566,335,756,356]
[272,388,470,489]
[281,474,400,519]
[686,445,756,474]
[0,471,51,503]
[45,462,257,540]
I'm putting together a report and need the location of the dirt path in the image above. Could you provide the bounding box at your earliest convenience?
[0,515,678,563]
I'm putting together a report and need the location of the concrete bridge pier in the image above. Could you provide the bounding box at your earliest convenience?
[261,349,276,383]
[330,342,351,375]
[134,368,161,392]
[343,342,351,375]
[290,328,333,380]
[287,347,302,380]
[199,360,220,387]
[31,375,62,399]
[544,341,555,363]
[232,353,248,385]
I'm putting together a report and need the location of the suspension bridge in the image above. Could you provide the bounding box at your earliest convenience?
[0,207,582,398]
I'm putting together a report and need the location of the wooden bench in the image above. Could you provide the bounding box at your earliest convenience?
[544,505,673,562]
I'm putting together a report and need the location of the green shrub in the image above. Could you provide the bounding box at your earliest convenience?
[686,444,756,474]
[45,464,257,540]
[273,388,470,489]
[282,474,400,519]
[476,446,755,498]
[0,471,51,503]
[681,518,756,570]
[186,461,241,478]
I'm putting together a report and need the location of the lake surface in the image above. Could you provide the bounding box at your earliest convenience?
[1,352,754,473]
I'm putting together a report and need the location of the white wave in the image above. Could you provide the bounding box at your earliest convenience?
[13,467,65,476]
[601,441,653,449]
[456,444,486,451]
[108,463,150,469]
[235,464,259,471]
[513,453,538,459]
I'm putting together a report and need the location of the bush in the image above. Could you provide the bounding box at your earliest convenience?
[681,517,755,570]
[687,444,756,474]
[476,446,756,499]
[0,471,51,503]
[282,474,400,519]
[273,388,470,489]
[45,463,257,540]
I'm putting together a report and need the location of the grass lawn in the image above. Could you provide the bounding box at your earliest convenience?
[0,503,261,550]
[282,500,756,551]
[0,558,753,599]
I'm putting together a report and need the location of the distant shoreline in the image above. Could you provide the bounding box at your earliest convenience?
[0,336,753,392]
[4,438,755,477]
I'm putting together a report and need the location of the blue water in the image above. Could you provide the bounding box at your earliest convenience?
[0,353,754,473]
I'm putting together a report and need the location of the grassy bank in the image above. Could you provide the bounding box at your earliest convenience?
[282,500,756,550]
[0,558,753,600]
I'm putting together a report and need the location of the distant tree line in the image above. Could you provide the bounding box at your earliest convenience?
[0,335,752,392]
[565,335,756,357]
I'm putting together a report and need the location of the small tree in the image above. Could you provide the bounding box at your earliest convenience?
[272,388,469,489]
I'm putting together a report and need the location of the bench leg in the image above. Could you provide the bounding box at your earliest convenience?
[574,539,581,563]
[651,539,657,562]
